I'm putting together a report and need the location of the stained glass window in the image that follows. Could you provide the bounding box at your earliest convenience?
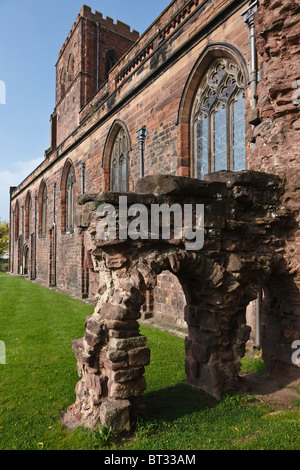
[121,158,127,192]
[196,114,208,179]
[192,58,246,178]
[214,103,227,172]
[110,128,129,192]
[111,160,117,192]
[233,91,246,172]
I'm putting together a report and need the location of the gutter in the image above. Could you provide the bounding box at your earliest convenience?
[136,127,148,178]
[97,23,100,91]
[242,1,259,109]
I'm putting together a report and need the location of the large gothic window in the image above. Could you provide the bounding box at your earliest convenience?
[191,59,246,180]
[110,128,128,192]
[61,160,76,233]
[25,192,32,239]
[14,201,19,240]
[38,181,47,237]
[66,166,75,230]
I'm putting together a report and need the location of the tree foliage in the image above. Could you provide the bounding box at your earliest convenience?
[0,220,9,258]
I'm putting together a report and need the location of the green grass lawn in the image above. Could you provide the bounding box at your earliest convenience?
[0,276,299,450]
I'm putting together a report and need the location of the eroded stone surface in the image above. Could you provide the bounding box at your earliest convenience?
[63,171,299,433]
[99,400,131,434]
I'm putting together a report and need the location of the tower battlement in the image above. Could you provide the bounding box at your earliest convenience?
[58,5,139,61]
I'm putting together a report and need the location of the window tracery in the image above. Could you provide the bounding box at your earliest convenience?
[191,59,246,179]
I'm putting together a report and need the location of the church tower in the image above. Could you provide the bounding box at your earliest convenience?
[50,5,139,150]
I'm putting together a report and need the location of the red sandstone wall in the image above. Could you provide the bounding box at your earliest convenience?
[152,271,187,328]
[10,0,254,308]
[251,0,300,174]
[249,0,300,363]
[251,0,300,283]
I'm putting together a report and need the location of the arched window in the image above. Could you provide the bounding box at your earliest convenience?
[61,160,76,232]
[106,52,116,79]
[14,201,19,240]
[60,68,66,99]
[25,192,32,239]
[67,54,75,86]
[191,58,246,179]
[66,166,75,230]
[38,181,47,236]
[110,128,128,192]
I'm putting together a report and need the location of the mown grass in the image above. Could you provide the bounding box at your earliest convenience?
[0,276,299,450]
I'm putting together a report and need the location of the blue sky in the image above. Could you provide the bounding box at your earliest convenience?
[0,0,171,222]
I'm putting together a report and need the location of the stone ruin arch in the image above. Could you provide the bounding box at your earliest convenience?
[63,171,300,434]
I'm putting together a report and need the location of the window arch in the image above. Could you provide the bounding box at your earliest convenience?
[110,128,129,192]
[24,191,32,239]
[60,68,66,99]
[61,160,76,232]
[105,51,116,79]
[14,201,19,240]
[191,58,246,179]
[38,181,47,236]
[66,166,75,230]
[67,54,75,86]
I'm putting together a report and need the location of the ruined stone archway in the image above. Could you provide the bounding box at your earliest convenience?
[64,172,300,433]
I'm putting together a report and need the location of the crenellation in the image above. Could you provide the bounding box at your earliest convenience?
[58,14,81,61]
[79,5,139,41]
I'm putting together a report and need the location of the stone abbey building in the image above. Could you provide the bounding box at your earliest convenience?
[9,0,300,377]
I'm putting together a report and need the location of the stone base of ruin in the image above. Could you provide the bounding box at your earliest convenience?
[64,172,299,434]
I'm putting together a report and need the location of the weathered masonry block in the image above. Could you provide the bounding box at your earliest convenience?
[63,171,299,433]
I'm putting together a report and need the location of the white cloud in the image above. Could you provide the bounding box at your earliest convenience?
[0,80,6,105]
[0,158,43,222]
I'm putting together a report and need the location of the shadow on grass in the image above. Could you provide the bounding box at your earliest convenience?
[142,382,218,423]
